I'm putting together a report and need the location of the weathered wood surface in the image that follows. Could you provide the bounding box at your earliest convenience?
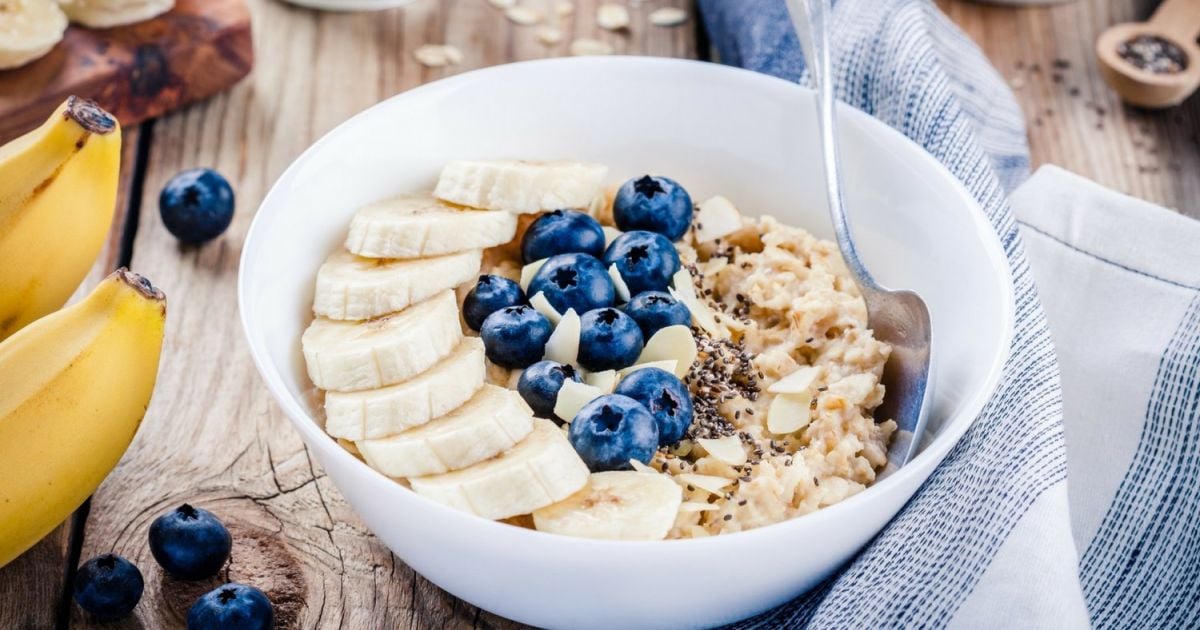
[1,0,1197,628]
[0,0,253,144]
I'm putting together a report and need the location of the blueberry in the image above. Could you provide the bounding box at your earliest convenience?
[463,275,526,331]
[187,583,274,630]
[614,367,694,446]
[518,360,582,418]
[603,231,681,295]
[578,307,644,371]
[148,504,232,580]
[521,209,606,263]
[73,554,143,621]
[159,168,235,244]
[568,394,660,471]
[623,291,691,339]
[480,305,553,369]
[612,175,693,241]
[528,253,615,315]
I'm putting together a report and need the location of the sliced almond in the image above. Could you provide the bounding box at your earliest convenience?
[570,38,615,56]
[505,6,543,25]
[767,392,813,435]
[679,501,720,513]
[596,3,630,30]
[676,473,734,496]
[694,195,742,242]
[648,7,688,27]
[544,308,580,364]
[554,380,605,421]
[608,264,632,302]
[555,0,575,16]
[537,26,564,45]
[636,325,696,378]
[618,360,678,379]
[530,291,562,325]
[520,258,548,290]
[688,525,711,538]
[767,365,820,395]
[697,436,747,466]
[488,0,516,7]
[602,226,622,247]
[629,459,657,474]
[413,44,463,68]
[669,268,719,335]
[586,369,617,393]
[669,439,694,457]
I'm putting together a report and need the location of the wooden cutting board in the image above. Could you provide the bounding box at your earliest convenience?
[0,0,253,143]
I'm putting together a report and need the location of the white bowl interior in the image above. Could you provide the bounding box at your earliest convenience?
[240,58,1013,629]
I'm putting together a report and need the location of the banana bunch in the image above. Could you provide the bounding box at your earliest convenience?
[0,269,166,569]
[0,96,122,341]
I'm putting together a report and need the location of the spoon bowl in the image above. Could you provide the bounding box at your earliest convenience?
[1096,0,1200,109]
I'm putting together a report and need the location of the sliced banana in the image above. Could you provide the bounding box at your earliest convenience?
[434,160,608,214]
[59,0,174,29]
[410,419,590,520]
[302,290,462,392]
[0,0,68,70]
[345,193,518,259]
[357,385,534,478]
[324,338,486,441]
[532,471,683,540]
[313,249,482,321]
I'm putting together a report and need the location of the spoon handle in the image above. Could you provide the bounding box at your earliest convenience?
[1147,0,1200,43]
[784,0,879,292]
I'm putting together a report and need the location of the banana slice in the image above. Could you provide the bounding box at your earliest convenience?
[302,290,462,392]
[532,471,683,540]
[324,337,486,441]
[345,194,518,259]
[59,0,174,28]
[410,418,589,520]
[433,160,608,214]
[0,0,68,70]
[357,385,535,478]
[313,249,482,321]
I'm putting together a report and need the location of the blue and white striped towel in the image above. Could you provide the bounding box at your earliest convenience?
[699,1,1200,628]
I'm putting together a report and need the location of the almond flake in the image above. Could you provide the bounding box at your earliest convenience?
[608,263,632,302]
[488,0,516,7]
[570,38,614,56]
[679,501,720,513]
[636,325,696,377]
[676,473,733,495]
[669,268,719,335]
[505,6,543,25]
[530,291,561,324]
[648,7,688,27]
[585,369,617,393]
[669,439,694,457]
[688,525,711,538]
[596,3,630,30]
[767,392,813,435]
[544,308,580,364]
[520,258,548,290]
[618,360,678,379]
[555,0,574,16]
[537,26,564,45]
[602,226,622,247]
[554,380,604,421]
[697,436,747,466]
[767,365,820,395]
[628,459,656,474]
[694,195,743,242]
[413,45,463,68]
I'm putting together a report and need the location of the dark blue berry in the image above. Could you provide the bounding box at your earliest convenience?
[187,583,274,630]
[73,554,143,621]
[159,168,235,244]
[623,291,691,339]
[603,231,681,295]
[612,175,693,241]
[577,307,644,371]
[528,253,615,315]
[614,367,694,446]
[148,504,232,580]
[518,360,582,419]
[521,209,606,263]
[480,304,553,369]
[568,394,659,471]
[463,275,526,331]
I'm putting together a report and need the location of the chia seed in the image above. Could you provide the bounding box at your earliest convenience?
[1117,34,1188,74]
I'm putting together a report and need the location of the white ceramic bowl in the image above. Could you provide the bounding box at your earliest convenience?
[239,57,1014,629]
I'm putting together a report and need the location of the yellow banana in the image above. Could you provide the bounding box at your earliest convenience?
[0,96,122,341]
[0,269,165,569]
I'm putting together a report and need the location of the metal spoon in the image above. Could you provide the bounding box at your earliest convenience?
[785,0,934,470]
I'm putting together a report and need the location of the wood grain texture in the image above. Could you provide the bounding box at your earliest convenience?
[66,1,695,628]
[0,0,253,144]
[940,0,1199,217]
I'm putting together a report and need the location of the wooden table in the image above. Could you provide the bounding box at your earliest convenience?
[0,0,1195,628]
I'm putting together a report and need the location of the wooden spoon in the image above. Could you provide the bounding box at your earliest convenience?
[1096,0,1200,109]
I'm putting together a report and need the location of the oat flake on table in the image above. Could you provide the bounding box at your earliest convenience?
[570,38,614,56]
[505,6,543,25]
[537,26,564,46]
[487,0,516,8]
[555,0,574,16]
[413,44,463,68]
[648,7,688,27]
[596,3,630,31]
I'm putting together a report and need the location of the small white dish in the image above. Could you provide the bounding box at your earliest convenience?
[239,57,1014,629]
[278,0,414,11]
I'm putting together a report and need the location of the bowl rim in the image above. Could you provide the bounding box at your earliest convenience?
[238,56,1016,549]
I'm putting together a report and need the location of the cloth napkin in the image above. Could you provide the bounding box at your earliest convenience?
[699,1,1200,628]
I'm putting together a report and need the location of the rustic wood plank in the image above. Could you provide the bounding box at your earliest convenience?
[940,0,1199,218]
[69,1,695,628]
[0,123,142,629]
[0,0,253,144]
